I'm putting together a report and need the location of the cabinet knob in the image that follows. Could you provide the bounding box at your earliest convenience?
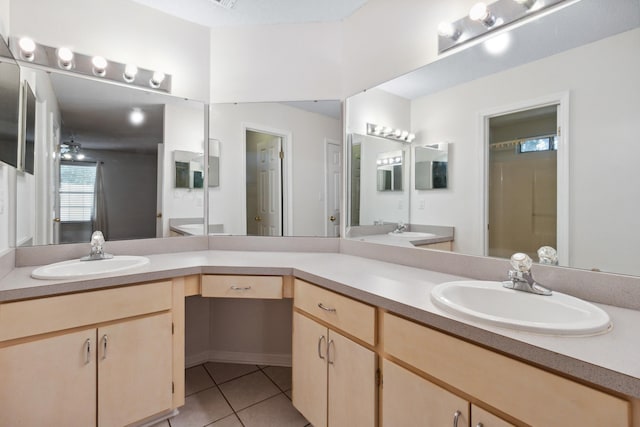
[85,338,91,364]
[318,335,326,360]
[102,334,108,359]
[453,410,462,427]
[317,302,337,313]
[329,215,336,222]
[327,339,335,365]
[254,216,262,222]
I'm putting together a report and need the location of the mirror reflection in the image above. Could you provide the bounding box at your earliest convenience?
[14,67,205,246]
[415,143,448,190]
[0,54,20,168]
[346,0,640,276]
[209,101,343,237]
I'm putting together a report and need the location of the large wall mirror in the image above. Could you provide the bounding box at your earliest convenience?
[346,0,640,277]
[209,101,343,237]
[13,66,205,246]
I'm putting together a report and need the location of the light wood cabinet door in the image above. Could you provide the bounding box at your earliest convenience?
[0,328,97,426]
[98,312,173,427]
[472,405,515,427]
[382,359,469,427]
[328,329,376,427]
[292,311,329,427]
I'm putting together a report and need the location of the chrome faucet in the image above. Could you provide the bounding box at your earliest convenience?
[393,221,407,233]
[81,231,113,261]
[502,253,552,296]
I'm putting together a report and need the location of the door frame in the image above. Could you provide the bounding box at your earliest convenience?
[241,122,293,236]
[324,138,342,237]
[479,91,570,264]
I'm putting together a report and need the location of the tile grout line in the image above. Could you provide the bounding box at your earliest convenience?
[202,362,249,427]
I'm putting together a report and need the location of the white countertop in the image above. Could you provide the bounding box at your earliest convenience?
[1,249,639,398]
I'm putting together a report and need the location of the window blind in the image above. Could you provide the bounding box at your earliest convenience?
[59,164,97,222]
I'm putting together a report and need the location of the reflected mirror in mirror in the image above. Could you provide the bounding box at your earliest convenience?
[209,139,220,187]
[376,150,403,192]
[415,143,448,190]
[209,101,342,237]
[21,82,36,175]
[173,150,204,189]
[349,133,409,227]
[14,67,205,246]
[0,54,20,168]
[346,0,640,277]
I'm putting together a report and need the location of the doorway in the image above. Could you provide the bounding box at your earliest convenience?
[245,129,283,236]
[325,139,342,237]
[487,105,559,260]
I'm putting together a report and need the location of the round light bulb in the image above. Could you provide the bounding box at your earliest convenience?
[400,131,409,139]
[374,125,383,135]
[63,153,72,160]
[129,108,145,126]
[57,47,74,62]
[150,71,165,88]
[394,129,402,138]
[437,22,456,38]
[395,157,402,163]
[76,153,85,160]
[376,159,382,165]
[57,47,74,69]
[123,64,138,82]
[469,2,489,21]
[18,37,36,60]
[92,56,108,76]
[407,133,416,142]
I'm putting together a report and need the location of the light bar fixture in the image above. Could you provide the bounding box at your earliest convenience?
[437,0,566,54]
[9,37,172,93]
[367,123,416,143]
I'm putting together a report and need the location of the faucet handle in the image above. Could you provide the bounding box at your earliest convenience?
[91,231,105,246]
[537,246,558,265]
[510,252,533,272]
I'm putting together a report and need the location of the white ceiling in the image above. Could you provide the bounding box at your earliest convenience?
[129,0,369,28]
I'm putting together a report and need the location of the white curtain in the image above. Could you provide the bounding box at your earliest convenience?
[92,162,108,239]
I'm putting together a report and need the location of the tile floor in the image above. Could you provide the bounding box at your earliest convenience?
[152,362,310,427]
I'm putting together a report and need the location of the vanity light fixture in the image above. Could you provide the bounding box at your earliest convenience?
[149,71,165,89]
[367,123,416,143]
[9,37,173,93]
[57,47,74,70]
[513,0,537,10]
[437,22,461,41]
[18,37,36,61]
[437,0,565,54]
[92,56,108,77]
[123,64,138,83]
[60,141,84,161]
[469,2,497,27]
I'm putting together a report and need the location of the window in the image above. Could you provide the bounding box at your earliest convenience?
[59,163,97,222]
[519,136,558,153]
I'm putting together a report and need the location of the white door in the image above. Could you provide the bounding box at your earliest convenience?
[325,140,342,237]
[156,143,164,237]
[256,136,282,236]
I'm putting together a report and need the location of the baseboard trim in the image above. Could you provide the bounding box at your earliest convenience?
[186,350,291,368]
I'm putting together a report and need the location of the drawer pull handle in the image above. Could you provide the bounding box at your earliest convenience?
[453,410,462,427]
[102,334,108,359]
[318,303,337,313]
[327,339,335,365]
[85,338,91,364]
[318,335,326,360]
[231,285,252,291]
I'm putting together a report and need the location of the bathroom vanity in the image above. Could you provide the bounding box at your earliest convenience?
[1,239,639,427]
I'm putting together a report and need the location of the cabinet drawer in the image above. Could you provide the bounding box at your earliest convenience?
[201,275,283,299]
[294,279,375,345]
[383,312,629,427]
[0,281,172,343]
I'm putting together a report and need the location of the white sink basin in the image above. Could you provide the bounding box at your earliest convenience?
[387,231,437,238]
[31,255,150,280]
[431,280,611,336]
